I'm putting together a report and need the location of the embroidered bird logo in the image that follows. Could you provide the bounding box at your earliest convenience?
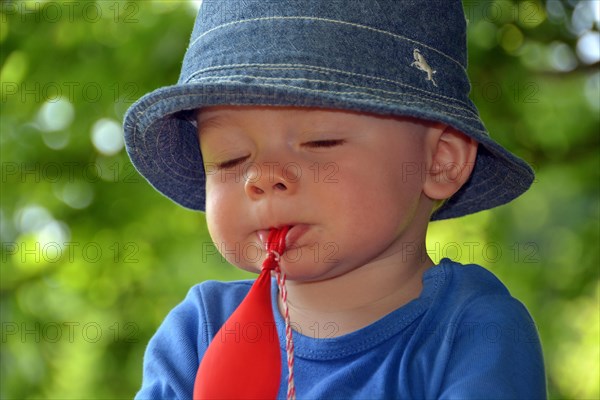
[411,49,438,87]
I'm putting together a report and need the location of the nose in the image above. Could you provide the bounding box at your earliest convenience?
[244,162,299,200]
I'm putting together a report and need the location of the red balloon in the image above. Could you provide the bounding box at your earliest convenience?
[194,227,289,399]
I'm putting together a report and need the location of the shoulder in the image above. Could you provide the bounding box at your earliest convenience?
[428,259,537,333]
[135,279,255,399]
[429,259,532,317]
[422,259,546,398]
[188,279,253,305]
[145,279,254,347]
[181,279,253,326]
[437,258,511,297]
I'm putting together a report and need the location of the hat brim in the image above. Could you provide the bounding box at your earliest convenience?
[124,79,534,220]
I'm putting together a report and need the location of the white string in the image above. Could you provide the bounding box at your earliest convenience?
[275,268,296,400]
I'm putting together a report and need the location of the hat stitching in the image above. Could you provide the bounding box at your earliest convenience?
[149,121,201,181]
[130,82,486,144]
[457,170,512,208]
[132,84,483,127]
[451,158,522,208]
[185,76,486,127]
[185,63,474,109]
[134,88,487,137]
[189,16,466,72]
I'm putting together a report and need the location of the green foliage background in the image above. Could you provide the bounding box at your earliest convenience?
[1,0,598,398]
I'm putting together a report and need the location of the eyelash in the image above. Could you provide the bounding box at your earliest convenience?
[216,155,249,169]
[304,139,346,148]
[214,140,345,169]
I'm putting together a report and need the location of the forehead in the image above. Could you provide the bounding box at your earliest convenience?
[198,106,349,125]
[196,105,430,133]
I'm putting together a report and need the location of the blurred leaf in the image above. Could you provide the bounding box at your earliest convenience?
[1,0,598,398]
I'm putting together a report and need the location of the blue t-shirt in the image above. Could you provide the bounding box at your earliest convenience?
[135,259,546,399]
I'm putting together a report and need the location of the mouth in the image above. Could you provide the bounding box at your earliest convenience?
[256,224,309,250]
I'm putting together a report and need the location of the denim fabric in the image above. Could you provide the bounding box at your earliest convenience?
[123,0,535,220]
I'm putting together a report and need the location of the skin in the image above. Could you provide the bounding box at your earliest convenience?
[197,106,477,337]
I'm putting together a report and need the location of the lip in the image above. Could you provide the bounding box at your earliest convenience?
[256,224,309,250]
[284,224,309,249]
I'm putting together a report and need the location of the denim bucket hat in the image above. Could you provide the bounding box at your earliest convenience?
[123,0,534,220]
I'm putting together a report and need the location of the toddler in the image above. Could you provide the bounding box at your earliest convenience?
[124,1,546,398]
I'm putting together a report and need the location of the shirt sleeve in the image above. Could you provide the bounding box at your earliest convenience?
[438,294,547,400]
[134,286,206,400]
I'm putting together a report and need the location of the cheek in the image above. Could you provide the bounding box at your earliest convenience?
[383,140,429,193]
[205,185,264,270]
[333,148,427,230]
[204,181,235,245]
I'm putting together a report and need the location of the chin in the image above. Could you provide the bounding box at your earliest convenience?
[276,261,341,283]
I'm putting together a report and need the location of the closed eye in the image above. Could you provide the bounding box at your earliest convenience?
[303,139,346,148]
[215,155,250,169]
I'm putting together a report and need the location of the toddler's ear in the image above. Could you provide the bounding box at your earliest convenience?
[423,125,478,201]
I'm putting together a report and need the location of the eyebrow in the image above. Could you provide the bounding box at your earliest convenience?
[197,115,229,135]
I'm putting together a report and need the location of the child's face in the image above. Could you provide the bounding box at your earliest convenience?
[197,106,434,282]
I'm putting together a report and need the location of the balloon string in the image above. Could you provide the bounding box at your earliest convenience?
[265,228,296,400]
[276,267,296,400]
